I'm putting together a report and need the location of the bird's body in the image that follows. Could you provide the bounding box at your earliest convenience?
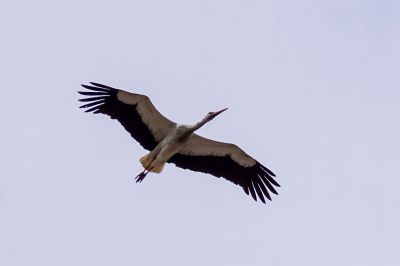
[138,124,193,177]
[79,82,279,203]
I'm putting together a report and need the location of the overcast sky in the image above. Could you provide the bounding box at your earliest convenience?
[1,1,399,265]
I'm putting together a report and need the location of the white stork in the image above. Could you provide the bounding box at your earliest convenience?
[78,82,279,203]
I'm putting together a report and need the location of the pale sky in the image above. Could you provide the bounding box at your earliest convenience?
[1,1,399,265]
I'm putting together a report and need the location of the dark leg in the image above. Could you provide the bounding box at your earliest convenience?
[135,157,156,183]
[135,170,148,183]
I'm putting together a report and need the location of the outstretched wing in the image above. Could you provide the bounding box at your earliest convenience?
[78,82,176,151]
[168,134,279,203]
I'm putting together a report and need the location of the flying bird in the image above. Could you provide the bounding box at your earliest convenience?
[78,82,279,203]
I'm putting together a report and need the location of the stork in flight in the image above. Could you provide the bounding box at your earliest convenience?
[78,82,279,203]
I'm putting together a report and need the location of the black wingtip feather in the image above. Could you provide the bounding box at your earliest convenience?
[258,181,272,201]
[253,183,266,203]
[243,186,250,195]
[248,184,258,202]
[78,91,109,96]
[79,96,110,102]
[79,100,106,109]
[259,174,278,195]
[265,174,280,187]
[84,106,101,113]
[89,82,116,90]
[80,85,111,93]
[260,164,276,177]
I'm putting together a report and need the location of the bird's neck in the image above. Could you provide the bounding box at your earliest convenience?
[191,117,209,132]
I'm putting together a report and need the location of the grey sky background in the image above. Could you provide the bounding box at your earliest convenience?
[1,1,399,265]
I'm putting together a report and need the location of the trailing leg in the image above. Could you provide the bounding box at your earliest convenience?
[135,154,157,183]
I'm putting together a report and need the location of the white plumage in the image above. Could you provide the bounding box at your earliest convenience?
[79,82,279,203]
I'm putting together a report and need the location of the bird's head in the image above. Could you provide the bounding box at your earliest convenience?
[192,108,228,131]
[205,108,228,122]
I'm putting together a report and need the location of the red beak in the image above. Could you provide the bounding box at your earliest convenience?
[213,108,228,117]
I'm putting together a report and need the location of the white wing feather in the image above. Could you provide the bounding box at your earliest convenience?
[179,134,256,167]
[117,90,176,141]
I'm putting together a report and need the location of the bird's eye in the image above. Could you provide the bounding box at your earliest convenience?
[208,112,213,115]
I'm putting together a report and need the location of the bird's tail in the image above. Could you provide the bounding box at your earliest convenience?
[139,153,165,173]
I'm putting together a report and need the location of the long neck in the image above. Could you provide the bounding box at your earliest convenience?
[190,117,209,132]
